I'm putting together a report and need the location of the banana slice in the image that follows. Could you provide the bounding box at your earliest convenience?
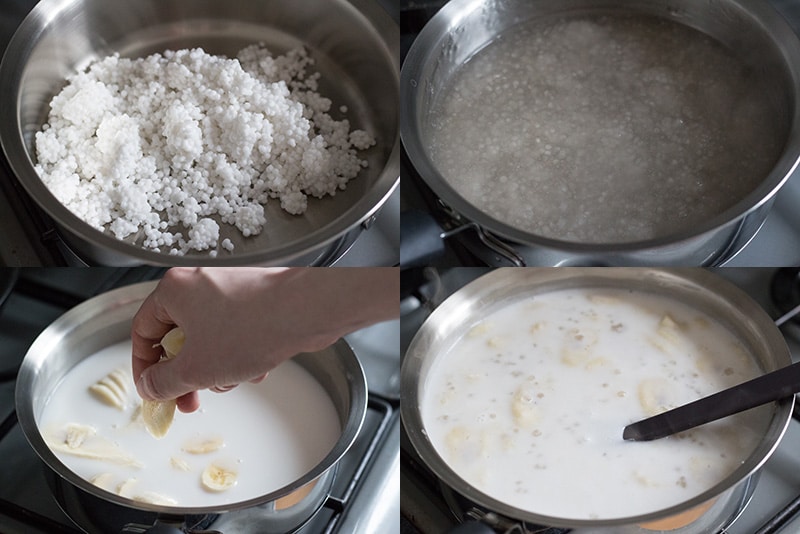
[64,423,95,448]
[182,435,225,454]
[89,368,132,410]
[142,327,185,439]
[511,384,541,428]
[133,492,178,506]
[160,327,186,360]
[201,462,238,492]
[116,478,138,498]
[116,478,178,505]
[561,327,599,367]
[142,399,177,439]
[650,314,683,352]
[170,456,191,472]
[637,377,673,416]
[46,423,142,467]
[90,472,117,492]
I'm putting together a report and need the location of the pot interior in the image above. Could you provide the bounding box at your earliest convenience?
[1,0,399,264]
[401,268,794,528]
[401,0,800,248]
[16,281,367,515]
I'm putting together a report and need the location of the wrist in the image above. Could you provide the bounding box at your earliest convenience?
[268,267,399,352]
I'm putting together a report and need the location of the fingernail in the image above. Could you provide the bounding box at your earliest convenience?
[136,373,152,400]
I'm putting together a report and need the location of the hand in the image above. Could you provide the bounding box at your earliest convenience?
[131,267,398,412]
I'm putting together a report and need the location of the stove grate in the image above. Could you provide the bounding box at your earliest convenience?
[752,399,800,534]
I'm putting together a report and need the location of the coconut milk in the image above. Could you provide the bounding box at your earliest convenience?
[39,340,341,507]
[421,288,769,520]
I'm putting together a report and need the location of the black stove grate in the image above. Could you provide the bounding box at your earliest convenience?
[0,155,68,266]
[752,399,800,534]
[0,410,82,534]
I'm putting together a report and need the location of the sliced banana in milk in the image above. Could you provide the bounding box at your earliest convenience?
[647,314,688,355]
[116,477,178,505]
[133,491,178,506]
[182,435,225,454]
[116,478,138,498]
[201,462,238,492]
[47,423,143,467]
[561,327,599,367]
[64,423,95,448]
[142,327,185,439]
[89,368,132,410]
[511,384,541,428]
[637,377,674,417]
[170,456,192,472]
[142,400,177,439]
[90,472,117,492]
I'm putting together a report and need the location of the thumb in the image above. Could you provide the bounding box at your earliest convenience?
[136,358,185,401]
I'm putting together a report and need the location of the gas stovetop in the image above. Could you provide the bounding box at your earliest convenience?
[0,268,400,534]
[399,0,800,267]
[400,267,800,534]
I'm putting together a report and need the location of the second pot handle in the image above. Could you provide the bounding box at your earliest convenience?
[446,521,498,534]
[400,209,447,268]
[122,521,221,534]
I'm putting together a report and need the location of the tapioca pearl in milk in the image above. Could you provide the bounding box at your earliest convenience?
[422,288,768,520]
[39,341,341,507]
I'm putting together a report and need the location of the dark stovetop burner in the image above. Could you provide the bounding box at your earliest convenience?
[771,268,800,328]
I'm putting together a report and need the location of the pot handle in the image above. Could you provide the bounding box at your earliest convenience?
[400,209,527,268]
[122,522,221,534]
[445,521,498,534]
[400,209,447,268]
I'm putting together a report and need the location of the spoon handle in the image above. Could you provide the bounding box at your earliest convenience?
[623,361,800,441]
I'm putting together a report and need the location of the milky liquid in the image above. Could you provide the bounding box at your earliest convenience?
[428,15,783,243]
[39,341,341,507]
[421,288,769,520]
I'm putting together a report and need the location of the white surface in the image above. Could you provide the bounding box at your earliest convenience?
[40,341,341,507]
[421,287,766,520]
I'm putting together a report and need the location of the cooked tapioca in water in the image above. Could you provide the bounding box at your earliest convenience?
[428,15,783,243]
[421,287,769,520]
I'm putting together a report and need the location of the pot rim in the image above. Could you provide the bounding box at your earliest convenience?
[400,0,800,252]
[400,268,794,528]
[15,280,368,515]
[0,0,400,266]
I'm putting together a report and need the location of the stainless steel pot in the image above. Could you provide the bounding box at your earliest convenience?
[401,0,800,266]
[15,281,368,534]
[0,0,399,266]
[400,268,794,532]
